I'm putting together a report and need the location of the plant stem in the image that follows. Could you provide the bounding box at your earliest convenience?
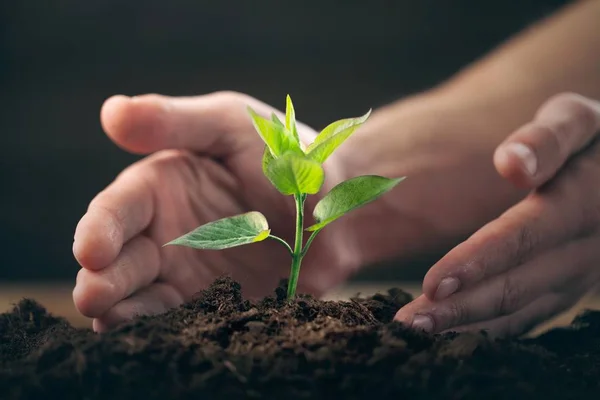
[287,193,305,299]
[300,228,321,259]
[268,234,293,256]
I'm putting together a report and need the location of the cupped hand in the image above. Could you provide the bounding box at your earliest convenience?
[72,92,355,332]
[395,93,600,337]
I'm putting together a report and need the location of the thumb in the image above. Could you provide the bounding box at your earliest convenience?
[493,92,600,189]
[100,91,268,156]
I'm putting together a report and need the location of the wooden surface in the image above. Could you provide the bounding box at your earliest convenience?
[1,282,598,337]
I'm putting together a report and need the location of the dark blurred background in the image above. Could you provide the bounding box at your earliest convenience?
[0,0,571,283]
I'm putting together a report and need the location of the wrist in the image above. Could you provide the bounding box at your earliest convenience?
[331,88,529,270]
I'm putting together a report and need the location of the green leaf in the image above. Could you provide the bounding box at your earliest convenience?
[271,112,284,127]
[262,113,283,175]
[306,109,371,163]
[164,211,271,250]
[248,107,301,157]
[285,95,300,143]
[262,145,275,176]
[306,175,405,231]
[265,152,325,195]
[308,109,372,150]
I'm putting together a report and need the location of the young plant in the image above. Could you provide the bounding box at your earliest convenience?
[164,95,405,299]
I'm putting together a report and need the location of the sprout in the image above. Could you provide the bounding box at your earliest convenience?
[165,95,405,299]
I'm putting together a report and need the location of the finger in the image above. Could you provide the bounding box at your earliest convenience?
[73,163,154,270]
[444,293,574,338]
[422,189,581,301]
[494,93,600,189]
[100,91,273,156]
[92,282,183,332]
[398,236,600,333]
[72,235,161,318]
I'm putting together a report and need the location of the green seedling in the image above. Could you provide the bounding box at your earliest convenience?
[164,95,405,299]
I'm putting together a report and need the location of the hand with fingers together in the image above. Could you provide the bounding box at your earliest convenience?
[72,92,360,332]
[395,93,600,337]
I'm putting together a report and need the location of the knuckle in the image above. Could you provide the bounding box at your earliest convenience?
[126,149,207,193]
[111,245,136,293]
[543,152,600,233]
[115,159,147,182]
[444,299,470,328]
[147,149,219,192]
[513,221,537,265]
[144,149,194,177]
[497,274,522,316]
[148,148,193,165]
[538,92,599,148]
[210,90,248,110]
[88,193,122,227]
[554,96,598,133]
[502,199,545,265]
[206,91,259,140]
[136,93,166,103]
[114,151,180,196]
[566,101,598,132]
[115,154,162,184]
[513,123,561,170]
[464,258,487,281]
[73,270,115,317]
[533,121,566,159]
[543,92,584,109]
[541,92,594,117]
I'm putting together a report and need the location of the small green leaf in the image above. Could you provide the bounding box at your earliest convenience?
[306,175,405,231]
[308,109,372,150]
[271,112,284,127]
[164,211,270,250]
[265,152,325,195]
[262,145,275,176]
[248,107,301,157]
[306,109,371,163]
[285,94,300,143]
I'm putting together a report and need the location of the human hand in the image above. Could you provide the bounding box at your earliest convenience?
[72,87,546,334]
[72,92,357,332]
[395,93,600,337]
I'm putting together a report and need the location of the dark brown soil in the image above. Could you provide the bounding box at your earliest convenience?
[1,277,599,399]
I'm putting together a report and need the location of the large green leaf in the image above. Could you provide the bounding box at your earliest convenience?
[164,211,270,250]
[285,95,300,143]
[306,175,404,231]
[248,107,301,157]
[265,152,325,195]
[306,109,371,163]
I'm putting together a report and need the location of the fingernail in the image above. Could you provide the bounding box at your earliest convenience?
[411,314,434,333]
[505,142,537,176]
[434,277,460,301]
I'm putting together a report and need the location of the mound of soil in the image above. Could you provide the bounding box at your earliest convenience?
[1,277,599,399]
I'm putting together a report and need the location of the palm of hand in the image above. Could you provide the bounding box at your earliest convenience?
[147,148,299,301]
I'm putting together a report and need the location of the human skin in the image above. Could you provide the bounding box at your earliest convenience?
[73,0,600,334]
[392,0,600,336]
[395,93,600,337]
